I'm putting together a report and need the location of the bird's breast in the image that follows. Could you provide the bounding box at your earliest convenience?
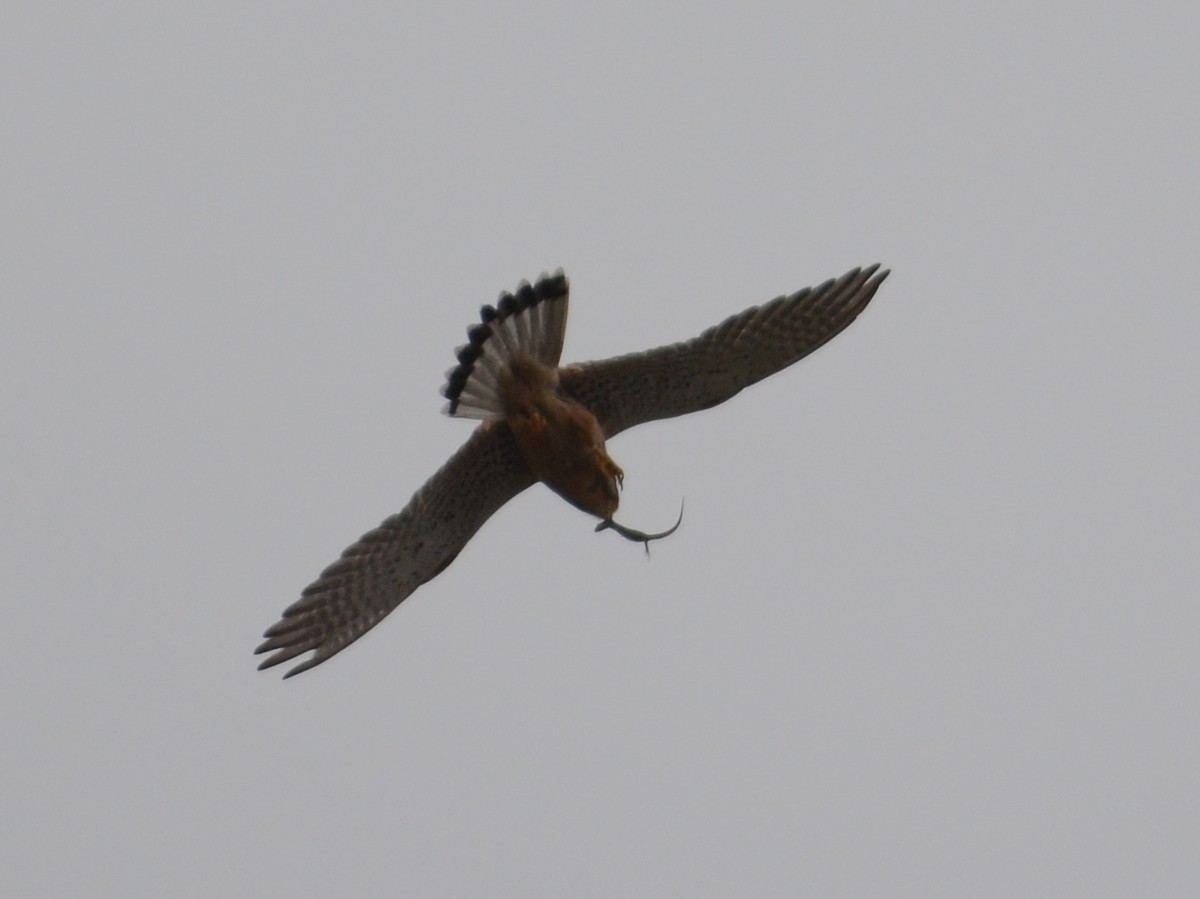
[507,397,622,520]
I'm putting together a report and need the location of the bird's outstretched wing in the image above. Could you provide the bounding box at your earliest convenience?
[559,265,888,438]
[255,421,535,677]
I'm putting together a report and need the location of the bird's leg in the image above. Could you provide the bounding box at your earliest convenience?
[598,450,624,491]
[595,499,685,555]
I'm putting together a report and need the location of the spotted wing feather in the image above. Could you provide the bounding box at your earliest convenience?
[255,421,535,677]
[559,265,888,438]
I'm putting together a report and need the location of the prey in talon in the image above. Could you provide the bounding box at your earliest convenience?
[256,265,889,677]
[596,500,686,555]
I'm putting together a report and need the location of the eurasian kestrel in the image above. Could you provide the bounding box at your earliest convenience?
[256,264,889,677]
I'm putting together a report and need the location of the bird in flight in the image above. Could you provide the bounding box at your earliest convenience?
[256,264,889,677]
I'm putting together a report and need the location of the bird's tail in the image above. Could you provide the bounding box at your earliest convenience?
[441,271,570,419]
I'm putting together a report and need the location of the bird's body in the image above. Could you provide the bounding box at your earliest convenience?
[497,353,624,519]
[257,265,889,677]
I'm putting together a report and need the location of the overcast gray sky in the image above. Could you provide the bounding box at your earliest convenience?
[3,2,1197,896]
